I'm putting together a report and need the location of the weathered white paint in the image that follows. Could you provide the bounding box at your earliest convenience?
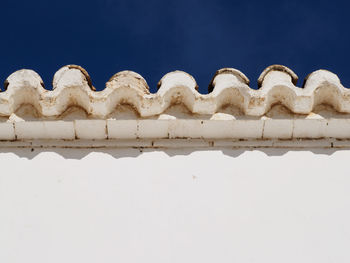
[0,148,349,263]
[2,65,350,119]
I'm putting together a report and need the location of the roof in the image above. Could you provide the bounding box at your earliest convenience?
[0,64,350,147]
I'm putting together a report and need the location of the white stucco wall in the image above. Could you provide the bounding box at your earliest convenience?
[0,147,349,263]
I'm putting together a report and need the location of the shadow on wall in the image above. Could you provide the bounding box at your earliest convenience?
[0,147,344,160]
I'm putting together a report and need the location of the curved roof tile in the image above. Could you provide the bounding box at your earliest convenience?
[0,64,348,117]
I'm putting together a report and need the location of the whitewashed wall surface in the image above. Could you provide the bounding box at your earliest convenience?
[0,64,350,263]
[1,147,350,263]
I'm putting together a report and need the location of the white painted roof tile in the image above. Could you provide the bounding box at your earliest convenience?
[1,64,349,141]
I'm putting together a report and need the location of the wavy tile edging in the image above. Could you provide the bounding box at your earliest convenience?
[0,64,349,118]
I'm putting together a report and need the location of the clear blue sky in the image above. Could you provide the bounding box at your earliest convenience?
[1,0,349,92]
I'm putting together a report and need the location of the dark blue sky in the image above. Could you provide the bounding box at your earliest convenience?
[1,0,349,92]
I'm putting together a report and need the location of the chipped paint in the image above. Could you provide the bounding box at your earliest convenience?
[0,64,349,144]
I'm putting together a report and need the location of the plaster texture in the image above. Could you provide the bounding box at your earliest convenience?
[1,64,350,263]
[0,148,349,263]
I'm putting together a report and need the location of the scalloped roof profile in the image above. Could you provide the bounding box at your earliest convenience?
[0,64,349,146]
